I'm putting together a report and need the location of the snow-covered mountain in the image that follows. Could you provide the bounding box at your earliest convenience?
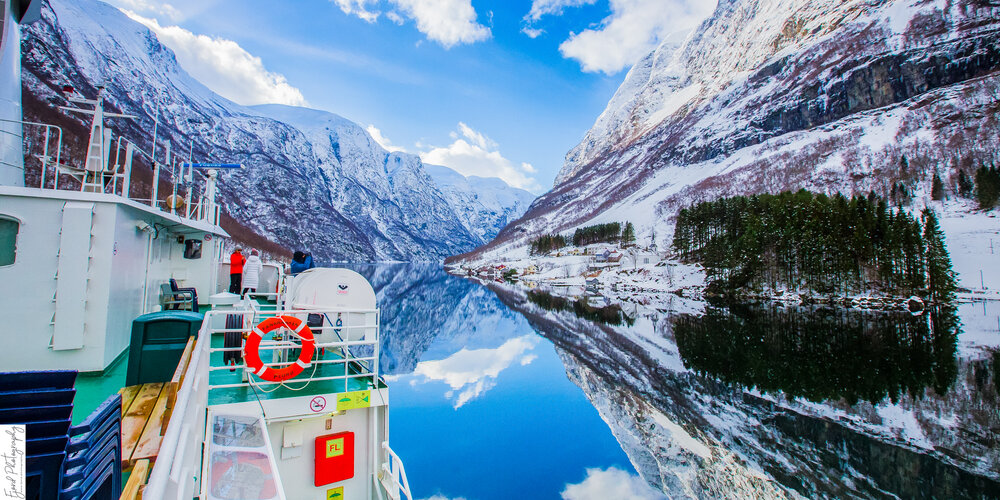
[19,0,532,261]
[424,164,536,243]
[452,0,1000,263]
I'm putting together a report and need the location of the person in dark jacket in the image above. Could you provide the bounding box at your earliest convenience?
[290,250,315,275]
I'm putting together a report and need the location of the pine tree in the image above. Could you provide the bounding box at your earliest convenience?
[621,222,636,246]
[958,170,974,198]
[922,209,957,302]
[976,165,1000,209]
[931,172,944,201]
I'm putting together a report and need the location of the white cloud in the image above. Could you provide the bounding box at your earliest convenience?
[521,26,545,38]
[366,125,407,152]
[413,335,538,408]
[559,0,714,74]
[389,0,491,48]
[332,0,381,22]
[456,122,496,150]
[420,123,541,192]
[561,467,666,500]
[109,0,183,21]
[124,13,307,106]
[386,11,405,25]
[525,0,597,22]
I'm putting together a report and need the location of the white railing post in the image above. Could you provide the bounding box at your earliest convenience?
[40,126,50,188]
[151,161,160,208]
[122,142,134,199]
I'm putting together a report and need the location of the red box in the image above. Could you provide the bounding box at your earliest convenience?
[315,431,355,486]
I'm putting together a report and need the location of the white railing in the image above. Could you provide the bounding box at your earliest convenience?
[0,118,63,188]
[10,114,225,227]
[204,306,381,393]
[380,442,413,500]
[144,318,212,499]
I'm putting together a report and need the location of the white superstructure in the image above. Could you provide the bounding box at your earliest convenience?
[0,5,230,371]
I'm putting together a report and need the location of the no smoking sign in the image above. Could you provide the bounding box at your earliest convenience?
[310,396,327,412]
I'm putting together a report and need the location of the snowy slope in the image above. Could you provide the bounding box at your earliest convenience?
[452,0,1000,264]
[20,0,529,262]
[424,164,536,242]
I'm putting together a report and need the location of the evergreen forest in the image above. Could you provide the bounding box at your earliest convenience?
[528,234,567,256]
[672,190,957,300]
[529,221,636,255]
[573,222,622,246]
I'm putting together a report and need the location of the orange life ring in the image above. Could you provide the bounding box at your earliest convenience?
[244,315,315,382]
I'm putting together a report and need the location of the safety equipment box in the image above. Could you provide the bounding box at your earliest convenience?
[315,431,354,486]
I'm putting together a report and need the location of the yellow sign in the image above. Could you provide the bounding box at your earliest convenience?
[336,390,371,411]
[325,437,345,458]
[326,486,344,500]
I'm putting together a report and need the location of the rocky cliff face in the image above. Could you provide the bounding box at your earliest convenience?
[453,0,1000,263]
[20,0,532,262]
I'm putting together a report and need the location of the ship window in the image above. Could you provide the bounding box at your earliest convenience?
[184,239,202,259]
[0,217,19,266]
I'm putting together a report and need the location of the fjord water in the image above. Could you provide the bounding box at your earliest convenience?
[353,264,1000,499]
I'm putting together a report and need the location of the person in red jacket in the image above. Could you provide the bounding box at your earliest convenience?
[229,247,245,294]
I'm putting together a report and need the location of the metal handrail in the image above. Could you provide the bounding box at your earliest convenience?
[0,118,63,188]
[380,441,413,500]
[144,317,212,498]
[203,307,381,393]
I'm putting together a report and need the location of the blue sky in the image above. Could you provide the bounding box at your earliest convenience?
[109,0,715,193]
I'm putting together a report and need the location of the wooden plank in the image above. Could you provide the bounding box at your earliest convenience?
[172,337,196,386]
[120,458,149,500]
[118,386,142,416]
[163,336,196,424]
[130,383,172,462]
[120,383,164,466]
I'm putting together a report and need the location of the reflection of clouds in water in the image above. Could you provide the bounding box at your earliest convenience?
[561,467,666,500]
[413,335,539,408]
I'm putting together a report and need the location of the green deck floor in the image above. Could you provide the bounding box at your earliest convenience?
[72,353,128,426]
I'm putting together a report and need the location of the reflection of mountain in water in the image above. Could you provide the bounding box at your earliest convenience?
[487,283,1000,498]
[349,264,530,375]
[674,303,960,405]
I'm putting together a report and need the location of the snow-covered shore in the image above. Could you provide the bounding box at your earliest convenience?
[448,204,999,309]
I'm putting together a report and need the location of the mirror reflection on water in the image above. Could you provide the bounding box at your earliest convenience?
[348,263,1000,499]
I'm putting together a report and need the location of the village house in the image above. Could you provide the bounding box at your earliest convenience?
[621,248,660,269]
